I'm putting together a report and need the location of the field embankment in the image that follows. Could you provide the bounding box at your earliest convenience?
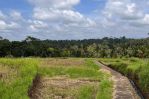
[95,61,141,99]
[99,58,149,99]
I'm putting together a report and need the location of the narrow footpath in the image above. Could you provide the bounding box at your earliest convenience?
[95,61,141,99]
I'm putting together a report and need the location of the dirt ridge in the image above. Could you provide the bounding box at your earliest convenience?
[95,61,141,99]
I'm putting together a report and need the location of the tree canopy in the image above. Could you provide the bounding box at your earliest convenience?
[0,36,149,58]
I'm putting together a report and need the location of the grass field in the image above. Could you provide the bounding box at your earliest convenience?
[0,58,38,99]
[99,58,149,98]
[0,58,113,99]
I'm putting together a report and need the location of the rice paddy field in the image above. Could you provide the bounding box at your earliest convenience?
[0,58,112,99]
[99,58,149,98]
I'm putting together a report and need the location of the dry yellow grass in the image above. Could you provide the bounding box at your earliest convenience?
[40,58,85,67]
[29,58,112,99]
[30,76,98,99]
[0,65,17,84]
[29,58,104,99]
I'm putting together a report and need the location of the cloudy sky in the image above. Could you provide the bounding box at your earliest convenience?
[0,0,149,40]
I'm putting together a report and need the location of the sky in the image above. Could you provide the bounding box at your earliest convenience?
[0,0,149,40]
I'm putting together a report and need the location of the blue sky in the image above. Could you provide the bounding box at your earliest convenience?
[0,0,32,13]
[0,0,149,40]
[0,0,32,18]
[75,0,106,15]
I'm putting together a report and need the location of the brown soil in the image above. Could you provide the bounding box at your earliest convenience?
[95,61,141,99]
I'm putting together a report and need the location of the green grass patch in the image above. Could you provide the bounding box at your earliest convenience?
[139,62,149,91]
[0,58,113,99]
[99,58,149,96]
[85,58,99,70]
[0,58,38,99]
[38,65,102,80]
[75,85,97,99]
[96,80,113,99]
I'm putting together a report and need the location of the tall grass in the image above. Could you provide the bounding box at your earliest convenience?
[100,58,149,97]
[0,58,113,99]
[96,80,113,99]
[85,58,99,70]
[75,85,97,99]
[0,58,38,99]
[39,58,113,99]
[39,66,102,80]
[39,58,105,79]
[139,62,149,91]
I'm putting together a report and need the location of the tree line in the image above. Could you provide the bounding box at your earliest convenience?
[0,36,149,58]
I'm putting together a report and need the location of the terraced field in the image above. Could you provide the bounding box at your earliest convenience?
[0,58,112,99]
[1,58,147,99]
[99,58,149,99]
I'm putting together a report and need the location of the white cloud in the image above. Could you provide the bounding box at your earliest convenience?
[0,20,7,29]
[28,20,48,32]
[0,20,19,30]
[104,0,144,20]
[101,0,149,28]
[0,11,6,20]
[27,0,96,36]
[1,0,149,40]
[28,0,80,9]
[134,14,149,26]
[10,11,23,20]
[31,1,95,28]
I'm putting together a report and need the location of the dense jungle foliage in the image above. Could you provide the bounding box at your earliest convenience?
[0,36,149,58]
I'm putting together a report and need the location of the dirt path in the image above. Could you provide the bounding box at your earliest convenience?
[95,61,141,99]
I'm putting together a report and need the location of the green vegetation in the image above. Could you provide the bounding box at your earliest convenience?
[96,80,113,99]
[85,59,100,70]
[1,36,149,58]
[139,63,149,91]
[0,58,113,99]
[39,66,101,79]
[75,85,97,99]
[38,58,113,99]
[0,58,38,99]
[39,59,102,79]
[99,58,149,98]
